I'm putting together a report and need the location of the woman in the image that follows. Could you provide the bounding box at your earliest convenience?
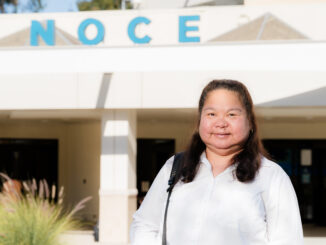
[130,79,303,245]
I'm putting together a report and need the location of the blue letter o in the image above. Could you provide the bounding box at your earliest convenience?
[78,18,105,45]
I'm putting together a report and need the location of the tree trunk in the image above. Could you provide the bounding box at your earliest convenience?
[0,0,4,13]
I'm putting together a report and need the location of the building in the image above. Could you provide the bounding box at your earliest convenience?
[0,0,326,244]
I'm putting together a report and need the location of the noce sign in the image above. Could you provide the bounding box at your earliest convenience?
[30,15,200,46]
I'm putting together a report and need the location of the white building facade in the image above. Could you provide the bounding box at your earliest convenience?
[1,1,326,244]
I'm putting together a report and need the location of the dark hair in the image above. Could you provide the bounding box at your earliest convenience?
[178,79,268,183]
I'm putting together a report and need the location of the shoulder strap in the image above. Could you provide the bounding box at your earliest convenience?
[162,152,184,245]
[167,152,183,192]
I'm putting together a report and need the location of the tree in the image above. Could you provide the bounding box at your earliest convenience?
[23,0,43,12]
[0,0,17,13]
[0,0,44,13]
[78,0,132,11]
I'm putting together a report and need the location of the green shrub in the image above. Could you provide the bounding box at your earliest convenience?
[0,173,91,245]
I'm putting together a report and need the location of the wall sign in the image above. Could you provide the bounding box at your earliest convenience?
[30,15,201,46]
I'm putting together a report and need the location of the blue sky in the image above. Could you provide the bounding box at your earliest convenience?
[5,0,81,13]
[43,0,79,12]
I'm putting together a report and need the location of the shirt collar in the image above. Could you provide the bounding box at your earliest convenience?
[200,151,212,169]
[199,150,238,173]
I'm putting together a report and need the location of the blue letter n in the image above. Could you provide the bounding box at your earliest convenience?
[30,20,55,46]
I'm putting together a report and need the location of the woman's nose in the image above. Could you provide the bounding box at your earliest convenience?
[214,116,228,127]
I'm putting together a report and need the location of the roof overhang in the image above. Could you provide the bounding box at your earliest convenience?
[0,41,325,74]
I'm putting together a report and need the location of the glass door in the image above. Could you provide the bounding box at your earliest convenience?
[263,140,326,225]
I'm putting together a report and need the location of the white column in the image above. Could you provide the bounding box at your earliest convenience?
[99,110,137,244]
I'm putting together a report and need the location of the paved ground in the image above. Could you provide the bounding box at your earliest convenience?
[61,225,326,245]
[60,230,97,245]
[304,224,326,237]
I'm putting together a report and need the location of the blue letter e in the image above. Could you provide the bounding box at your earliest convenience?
[179,15,200,43]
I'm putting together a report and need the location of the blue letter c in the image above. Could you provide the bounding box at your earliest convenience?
[128,16,151,44]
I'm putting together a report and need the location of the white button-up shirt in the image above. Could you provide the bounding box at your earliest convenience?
[130,153,303,245]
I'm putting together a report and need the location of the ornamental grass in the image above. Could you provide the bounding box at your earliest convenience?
[0,173,91,245]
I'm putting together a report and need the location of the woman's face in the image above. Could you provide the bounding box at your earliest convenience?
[199,89,251,156]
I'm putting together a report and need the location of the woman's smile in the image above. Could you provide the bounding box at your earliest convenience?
[212,133,230,138]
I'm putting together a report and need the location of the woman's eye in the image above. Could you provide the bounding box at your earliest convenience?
[208,113,215,117]
[228,113,236,117]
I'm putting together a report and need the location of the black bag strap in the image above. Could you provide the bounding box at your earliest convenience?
[162,152,183,245]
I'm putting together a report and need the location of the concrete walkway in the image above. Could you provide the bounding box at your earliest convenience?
[60,230,97,245]
[303,224,326,245]
[61,225,326,245]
